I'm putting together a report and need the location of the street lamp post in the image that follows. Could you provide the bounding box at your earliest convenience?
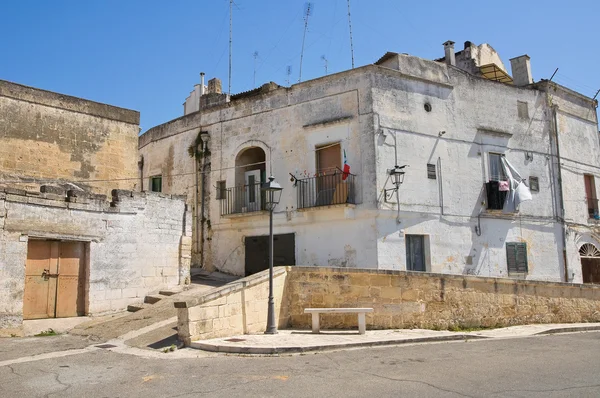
[261,175,283,334]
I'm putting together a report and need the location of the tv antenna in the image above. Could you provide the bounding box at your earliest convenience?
[253,51,259,88]
[347,0,355,69]
[321,55,328,75]
[286,66,292,86]
[228,0,241,95]
[298,2,313,82]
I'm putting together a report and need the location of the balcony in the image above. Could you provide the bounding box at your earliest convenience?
[296,172,356,210]
[220,183,266,216]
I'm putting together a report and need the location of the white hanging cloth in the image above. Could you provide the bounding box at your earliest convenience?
[501,157,532,213]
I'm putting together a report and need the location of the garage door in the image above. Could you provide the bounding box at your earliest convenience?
[244,233,295,276]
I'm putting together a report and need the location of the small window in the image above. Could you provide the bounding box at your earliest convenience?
[529,176,539,192]
[216,181,226,200]
[488,153,507,181]
[584,174,598,218]
[517,101,529,119]
[424,103,432,112]
[406,235,428,272]
[427,164,436,179]
[506,242,528,274]
[150,176,162,192]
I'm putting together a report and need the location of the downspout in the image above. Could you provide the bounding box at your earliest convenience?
[552,104,569,282]
[199,137,208,270]
[138,155,144,191]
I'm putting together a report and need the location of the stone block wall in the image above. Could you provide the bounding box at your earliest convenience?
[176,268,289,345]
[286,267,600,330]
[0,187,191,336]
[0,79,140,197]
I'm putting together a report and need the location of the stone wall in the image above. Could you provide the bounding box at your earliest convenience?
[176,266,600,344]
[0,187,191,336]
[0,79,140,197]
[175,268,289,345]
[287,267,600,330]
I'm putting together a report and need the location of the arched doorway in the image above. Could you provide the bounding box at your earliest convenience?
[234,147,266,213]
[579,243,600,284]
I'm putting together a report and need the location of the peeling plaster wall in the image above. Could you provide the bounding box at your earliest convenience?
[140,68,378,275]
[0,188,191,336]
[373,55,599,282]
[139,56,599,282]
[0,80,140,197]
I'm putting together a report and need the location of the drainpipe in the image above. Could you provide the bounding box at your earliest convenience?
[199,132,209,270]
[138,155,144,191]
[552,104,569,282]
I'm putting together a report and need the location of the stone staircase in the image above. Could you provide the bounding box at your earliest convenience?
[126,288,182,312]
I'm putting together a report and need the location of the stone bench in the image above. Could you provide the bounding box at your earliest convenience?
[304,308,374,334]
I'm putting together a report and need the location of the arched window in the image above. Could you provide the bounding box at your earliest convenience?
[579,243,600,258]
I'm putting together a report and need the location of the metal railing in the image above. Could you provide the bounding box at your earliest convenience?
[220,183,266,216]
[296,171,356,209]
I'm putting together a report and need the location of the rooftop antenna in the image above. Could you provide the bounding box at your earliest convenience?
[253,51,259,88]
[347,0,355,69]
[286,65,292,86]
[593,88,599,101]
[228,0,239,95]
[298,2,313,83]
[321,55,328,75]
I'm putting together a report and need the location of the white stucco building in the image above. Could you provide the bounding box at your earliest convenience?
[138,40,600,284]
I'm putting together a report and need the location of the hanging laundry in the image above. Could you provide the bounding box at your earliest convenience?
[498,180,510,192]
[501,157,532,213]
[342,149,351,180]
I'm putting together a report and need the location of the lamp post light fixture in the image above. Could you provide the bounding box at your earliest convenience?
[261,175,283,334]
[384,165,407,200]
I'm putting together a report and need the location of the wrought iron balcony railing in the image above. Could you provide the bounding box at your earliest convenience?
[220,183,266,216]
[296,172,356,210]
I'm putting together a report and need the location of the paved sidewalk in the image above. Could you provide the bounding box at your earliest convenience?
[190,323,600,354]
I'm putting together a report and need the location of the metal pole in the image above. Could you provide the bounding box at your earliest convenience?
[265,192,277,334]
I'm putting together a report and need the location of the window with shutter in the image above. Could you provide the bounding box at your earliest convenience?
[506,242,528,274]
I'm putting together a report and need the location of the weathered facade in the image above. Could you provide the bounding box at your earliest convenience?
[0,81,191,336]
[0,79,139,196]
[0,188,191,336]
[139,41,600,285]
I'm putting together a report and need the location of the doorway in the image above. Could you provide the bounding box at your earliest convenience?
[244,233,295,276]
[23,240,88,319]
[244,169,261,212]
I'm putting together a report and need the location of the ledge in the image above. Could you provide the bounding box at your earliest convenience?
[297,203,356,212]
[220,210,269,219]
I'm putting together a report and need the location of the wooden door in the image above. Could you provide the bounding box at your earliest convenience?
[23,240,86,319]
[23,241,58,319]
[56,242,86,317]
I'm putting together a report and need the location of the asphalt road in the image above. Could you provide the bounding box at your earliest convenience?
[1,332,599,397]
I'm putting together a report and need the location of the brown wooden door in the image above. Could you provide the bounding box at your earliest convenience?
[23,240,86,320]
[582,258,600,284]
[56,242,86,317]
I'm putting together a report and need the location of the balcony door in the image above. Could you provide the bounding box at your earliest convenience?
[315,143,341,205]
[244,170,261,212]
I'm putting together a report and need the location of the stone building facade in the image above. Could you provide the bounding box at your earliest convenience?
[138,41,600,284]
[0,79,139,196]
[0,81,191,336]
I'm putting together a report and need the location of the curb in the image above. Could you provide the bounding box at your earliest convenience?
[190,334,488,355]
[534,325,600,335]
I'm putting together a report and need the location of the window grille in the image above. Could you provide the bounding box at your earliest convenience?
[427,164,436,179]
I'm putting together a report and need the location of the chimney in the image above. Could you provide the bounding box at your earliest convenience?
[443,41,456,66]
[200,72,205,96]
[509,55,533,87]
[207,78,222,94]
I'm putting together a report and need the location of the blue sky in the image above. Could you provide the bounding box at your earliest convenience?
[1,0,598,131]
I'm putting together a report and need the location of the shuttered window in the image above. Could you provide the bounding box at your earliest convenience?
[427,164,436,179]
[506,242,528,273]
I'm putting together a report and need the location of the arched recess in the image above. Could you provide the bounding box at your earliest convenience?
[579,243,600,284]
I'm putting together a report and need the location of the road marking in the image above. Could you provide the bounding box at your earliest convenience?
[0,347,96,367]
